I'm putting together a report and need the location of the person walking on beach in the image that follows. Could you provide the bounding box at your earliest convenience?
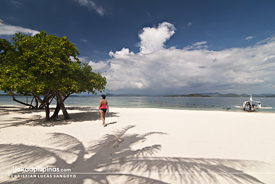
[98,95,108,127]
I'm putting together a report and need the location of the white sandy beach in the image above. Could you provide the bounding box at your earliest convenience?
[0,105,275,184]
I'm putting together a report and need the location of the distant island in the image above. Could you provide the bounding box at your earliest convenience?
[164,93,275,97]
[164,93,211,97]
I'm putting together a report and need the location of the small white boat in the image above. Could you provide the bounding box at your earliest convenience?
[234,95,272,112]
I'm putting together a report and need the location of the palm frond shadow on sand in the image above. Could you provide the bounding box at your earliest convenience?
[0,106,118,128]
[0,125,269,184]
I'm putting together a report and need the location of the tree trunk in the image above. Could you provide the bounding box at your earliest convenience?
[35,98,38,109]
[50,93,70,120]
[32,91,44,105]
[44,91,50,121]
[57,91,71,119]
[50,103,60,120]
[30,97,39,109]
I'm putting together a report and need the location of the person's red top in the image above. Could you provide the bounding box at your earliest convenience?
[101,104,107,109]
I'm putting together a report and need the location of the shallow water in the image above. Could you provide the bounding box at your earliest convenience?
[1,96,275,113]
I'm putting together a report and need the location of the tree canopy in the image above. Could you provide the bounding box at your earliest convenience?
[0,31,106,120]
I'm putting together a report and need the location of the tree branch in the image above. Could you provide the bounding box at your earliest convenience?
[10,91,35,108]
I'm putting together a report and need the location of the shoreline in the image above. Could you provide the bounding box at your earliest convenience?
[1,105,275,183]
[0,104,268,114]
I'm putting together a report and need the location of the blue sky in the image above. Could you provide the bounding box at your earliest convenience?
[1,0,275,95]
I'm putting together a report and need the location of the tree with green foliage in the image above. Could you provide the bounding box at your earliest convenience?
[0,31,106,121]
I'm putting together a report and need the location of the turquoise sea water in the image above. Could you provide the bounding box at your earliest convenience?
[1,96,275,113]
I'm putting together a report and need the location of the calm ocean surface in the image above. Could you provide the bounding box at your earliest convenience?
[1,95,275,113]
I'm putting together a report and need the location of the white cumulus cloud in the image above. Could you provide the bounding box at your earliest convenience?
[0,23,39,36]
[109,48,135,59]
[85,22,275,94]
[138,22,176,54]
[89,61,109,73]
[103,38,275,94]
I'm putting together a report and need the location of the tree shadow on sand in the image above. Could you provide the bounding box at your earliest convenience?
[0,106,118,128]
[0,126,271,184]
